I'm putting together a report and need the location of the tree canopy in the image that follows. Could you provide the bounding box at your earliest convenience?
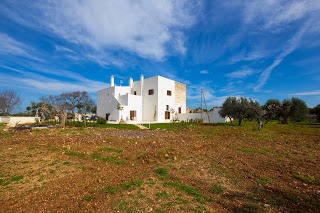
[0,90,22,115]
[219,96,261,126]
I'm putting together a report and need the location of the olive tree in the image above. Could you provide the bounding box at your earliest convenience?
[219,96,262,126]
[0,90,22,115]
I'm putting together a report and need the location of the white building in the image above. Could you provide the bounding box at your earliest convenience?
[97,75,186,123]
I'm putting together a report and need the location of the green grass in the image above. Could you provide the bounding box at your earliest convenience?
[143,122,194,130]
[238,147,269,155]
[156,191,171,199]
[257,178,270,185]
[99,147,123,153]
[209,185,224,194]
[0,124,13,138]
[63,161,71,165]
[82,195,94,201]
[155,168,168,176]
[244,202,258,213]
[99,124,139,130]
[64,150,86,158]
[121,180,143,190]
[292,173,315,183]
[0,175,24,186]
[164,182,209,204]
[38,175,44,182]
[102,185,118,195]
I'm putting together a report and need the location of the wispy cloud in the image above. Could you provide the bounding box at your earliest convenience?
[200,70,208,74]
[0,33,42,61]
[226,69,255,79]
[289,90,320,96]
[253,23,308,92]
[54,45,75,53]
[0,71,107,94]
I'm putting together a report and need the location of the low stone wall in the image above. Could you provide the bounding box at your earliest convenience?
[177,109,226,123]
[0,116,37,125]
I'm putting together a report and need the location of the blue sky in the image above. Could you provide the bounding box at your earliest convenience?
[1,0,320,112]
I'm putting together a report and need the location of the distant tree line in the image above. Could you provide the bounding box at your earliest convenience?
[25,91,95,127]
[218,96,319,130]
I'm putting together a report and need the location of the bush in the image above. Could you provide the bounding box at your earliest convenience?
[97,117,106,124]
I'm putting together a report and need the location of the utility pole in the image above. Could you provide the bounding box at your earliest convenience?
[201,89,203,121]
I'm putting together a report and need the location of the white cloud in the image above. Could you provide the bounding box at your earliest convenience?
[11,0,195,60]
[289,90,320,96]
[200,70,208,74]
[226,69,255,79]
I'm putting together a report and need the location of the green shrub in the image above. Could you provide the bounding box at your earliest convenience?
[97,117,106,124]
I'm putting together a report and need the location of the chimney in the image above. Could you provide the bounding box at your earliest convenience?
[140,74,144,95]
[129,77,133,88]
[110,75,114,87]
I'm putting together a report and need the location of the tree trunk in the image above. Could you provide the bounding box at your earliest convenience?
[282,116,289,124]
[238,119,242,126]
[72,109,75,120]
[59,110,67,127]
[257,117,263,131]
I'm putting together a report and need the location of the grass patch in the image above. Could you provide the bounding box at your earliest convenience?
[156,191,170,199]
[155,168,168,176]
[91,151,125,165]
[82,195,94,201]
[257,178,270,185]
[210,185,224,194]
[244,202,258,213]
[238,147,269,155]
[99,124,139,130]
[64,150,86,158]
[143,122,195,130]
[121,180,143,190]
[38,175,44,182]
[292,173,315,183]
[0,175,24,186]
[63,161,71,165]
[99,147,123,153]
[164,182,208,204]
[102,185,118,195]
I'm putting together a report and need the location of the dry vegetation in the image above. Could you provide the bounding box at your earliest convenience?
[0,122,319,212]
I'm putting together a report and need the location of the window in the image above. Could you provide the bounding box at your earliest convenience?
[166,105,169,110]
[178,107,181,113]
[165,111,170,119]
[134,91,137,95]
[167,90,172,96]
[148,89,154,95]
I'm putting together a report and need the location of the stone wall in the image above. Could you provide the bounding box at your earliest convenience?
[175,82,186,105]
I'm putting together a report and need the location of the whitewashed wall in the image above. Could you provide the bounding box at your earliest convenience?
[157,76,176,122]
[142,76,159,122]
[0,116,36,125]
[177,109,226,123]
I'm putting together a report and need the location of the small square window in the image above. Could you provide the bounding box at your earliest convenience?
[166,105,169,110]
[167,90,172,96]
[178,107,181,113]
[149,89,154,95]
[134,91,137,95]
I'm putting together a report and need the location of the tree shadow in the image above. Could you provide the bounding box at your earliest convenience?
[218,185,320,212]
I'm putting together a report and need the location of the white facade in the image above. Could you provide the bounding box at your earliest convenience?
[97,75,186,123]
